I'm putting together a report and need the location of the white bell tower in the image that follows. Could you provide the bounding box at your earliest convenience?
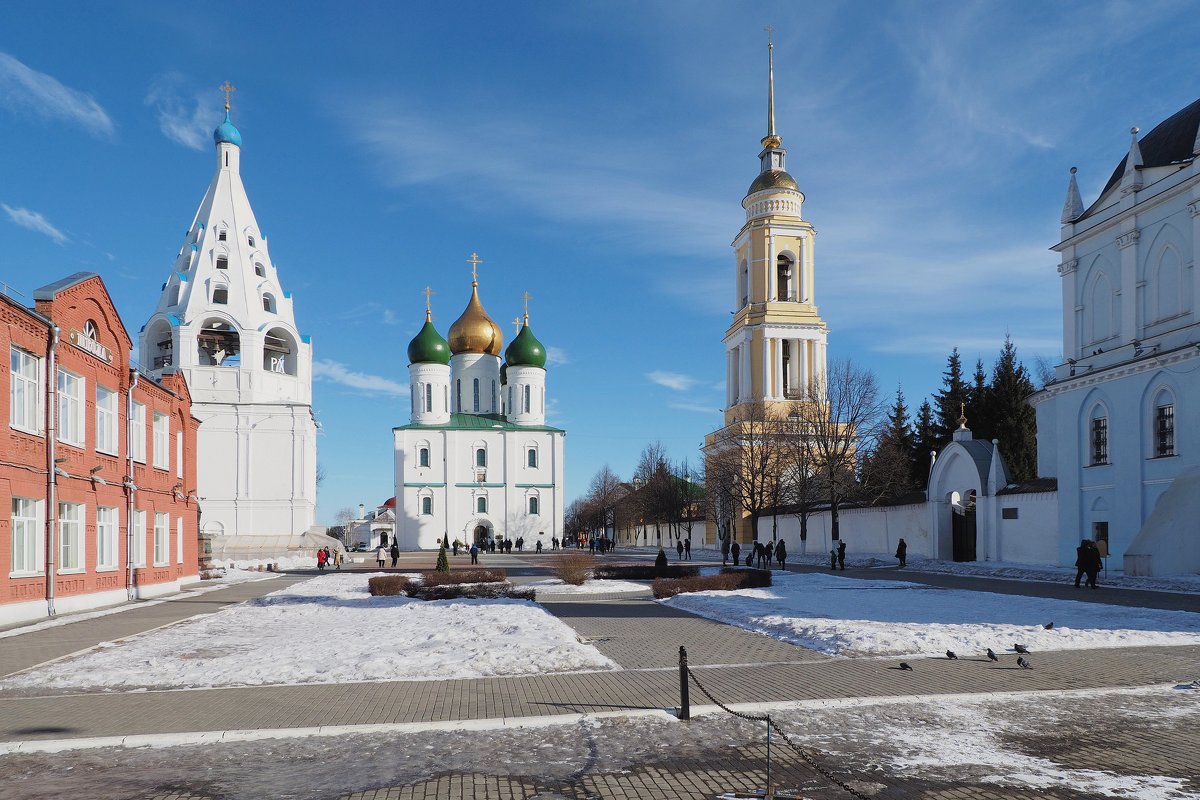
[140,84,317,556]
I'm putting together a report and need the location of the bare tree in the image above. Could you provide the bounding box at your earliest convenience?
[705,401,787,544]
[331,506,357,543]
[796,358,886,541]
[586,464,624,544]
[633,442,673,545]
[779,413,825,553]
[674,458,703,546]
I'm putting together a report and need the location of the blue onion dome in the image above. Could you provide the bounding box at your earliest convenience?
[504,319,547,369]
[407,314,451,365]
[213,111,242,147]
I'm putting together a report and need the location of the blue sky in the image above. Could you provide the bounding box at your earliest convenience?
[2,1,1198,522]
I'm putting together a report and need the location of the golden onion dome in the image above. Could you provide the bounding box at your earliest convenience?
[448,283,504,356]
[747,168,799,195]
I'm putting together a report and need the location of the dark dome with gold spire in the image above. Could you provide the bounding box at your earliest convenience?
[448,281,503,357]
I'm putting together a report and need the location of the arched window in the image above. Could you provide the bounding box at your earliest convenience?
[147,318,174,370]
[1089,405,1109,466]
[1153,390,1175,458]
[475,448,487,468]
[1154,247,1183,321]
[212,287,229,305]
[263,327,297,375]
[421,496,433,515]
[776,254,794,301]
[738,259,749,308]
[247,235,256,248]
[217,227,227,242]
[419,446,430,468]
[477,496,487,514]
[255,262,265,278]
[523,384,531,413]
[473,378,480,412]
[197,319,240,366]
[527,447,538,468]
[456,379,461,411]
[1087,271,1115,344]
[216,255,228,270]
[491,380,497,412]
[528,496,540,515]
[262,293,276,313]
[425,383,433,413]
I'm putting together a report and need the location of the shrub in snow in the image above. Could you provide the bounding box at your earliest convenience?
[368,575,412,596]
[652,568,772,599]
[435,545,450,573]
[420,568,505,586]
[411,584,535,601]
[553,552,594,585]
[594,563,700,580]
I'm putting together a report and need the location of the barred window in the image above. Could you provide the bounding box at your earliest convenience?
[1090,417,1108,465]
[1155,404,1175,457]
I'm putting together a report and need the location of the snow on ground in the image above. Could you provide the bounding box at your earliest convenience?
[224,555,317,571]
[1,573,615,691]
[526,578,649,595]
[661,570,1200,657]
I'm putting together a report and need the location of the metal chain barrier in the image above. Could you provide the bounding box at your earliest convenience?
[683,660,873,800]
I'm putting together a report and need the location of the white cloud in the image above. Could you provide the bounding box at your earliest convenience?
[1,203,67,244]
[546,346,569,366]
[647,370,700,391]
[312,359,408,397]
[668,401,721,414]
[0,51,114,138]
[144,74,213,151]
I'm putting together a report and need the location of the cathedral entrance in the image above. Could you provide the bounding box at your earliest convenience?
[951,490,977,562]
[474,525,488,545]
[465,518,494,546]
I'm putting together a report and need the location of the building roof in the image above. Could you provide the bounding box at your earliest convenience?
[996,477,1058,496]
[1082,97,1200,219]
[393,412,564,433]
[33,272,100,300]
[504,321,547,369]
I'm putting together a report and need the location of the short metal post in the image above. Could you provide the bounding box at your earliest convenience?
[765,714,773,798]
[678,646,690,720]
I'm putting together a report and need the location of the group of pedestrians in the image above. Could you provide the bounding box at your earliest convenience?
[316,546,343,570]
[1075,539,1104,588]
[674,538,692,560]
[719,537,787,570]
[374,542,400,568]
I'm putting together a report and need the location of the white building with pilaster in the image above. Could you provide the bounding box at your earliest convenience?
[392,270,565,550]
[140,101,318,557]
[1030,98,1200,576]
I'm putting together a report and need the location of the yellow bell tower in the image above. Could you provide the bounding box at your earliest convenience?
[723,33,828,425]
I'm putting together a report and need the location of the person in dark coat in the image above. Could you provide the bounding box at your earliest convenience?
[1074,539,1090,588]
[684,538,691,560]
[837,540,846,570]
[895,538,907,568]
[1086,540,1103,588]
[389,542,400,568]
[654,547,669,577]
[469,543,479,565]
[721,536,730,566]
[536,540,543,554]
[730,540,740,567]
[830,548,838,569]
[775,540,787,569]
[676,539,684,560]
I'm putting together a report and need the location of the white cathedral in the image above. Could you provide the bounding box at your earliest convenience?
[392,267,565,550]
[141,97,318,557]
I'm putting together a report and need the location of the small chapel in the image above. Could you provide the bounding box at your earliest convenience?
[392,260,565,550]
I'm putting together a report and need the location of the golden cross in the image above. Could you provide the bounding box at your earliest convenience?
[219,80,237,112]
[467,252,483,283]
[422,286,435,312]
[512,317,522,335]
[765,24,774,46]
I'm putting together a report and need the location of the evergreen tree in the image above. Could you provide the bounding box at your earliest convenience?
[911,400,938,488]
[988,336,1038,481]
[934,348,969,448]
[968,358,992,440]
[875,386,914,492]
[435,544,450,573]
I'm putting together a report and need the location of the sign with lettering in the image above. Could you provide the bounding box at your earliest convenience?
[69,329,112,364]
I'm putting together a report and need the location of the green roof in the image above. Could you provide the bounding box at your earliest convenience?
[504,322,547,368]
[407,318,451,365]
[393,412,564,433]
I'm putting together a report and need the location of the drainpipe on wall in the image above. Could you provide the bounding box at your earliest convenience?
[126,369,139,601]
[45,324,60,618]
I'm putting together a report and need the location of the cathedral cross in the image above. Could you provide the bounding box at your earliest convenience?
[423,286,435,312]
[219,80,237,111]
[512,317,522,335]
[764,24,774,46]
[521,291,532,319]
[467,252,483,283]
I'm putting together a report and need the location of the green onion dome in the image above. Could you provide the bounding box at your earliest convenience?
[407,313,451,365]
[504,319,547,369]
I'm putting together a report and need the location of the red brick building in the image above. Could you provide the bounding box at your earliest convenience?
[2,273,201,627]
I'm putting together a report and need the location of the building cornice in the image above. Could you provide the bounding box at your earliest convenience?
[1029,343,1200,405]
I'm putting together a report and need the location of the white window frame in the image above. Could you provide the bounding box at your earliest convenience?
[176,516,184,564]
[130,402,147,463]
[153,412,170,470]
[176,432,184,478]
[132,510,147,567]
[57,369,86,447]
[96,506,118,571]
[9,347,42,435]
[96,385,118,455]
[153,512,169,566]
[10,497,43,576]
[528,495,540,516]
[58,502,85,573]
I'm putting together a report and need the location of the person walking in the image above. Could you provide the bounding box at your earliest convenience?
[389,541,400,568]
[375,545,387,569]
[334,548,344,569]
[775,539,786,570]
[654,546,669,577]
[469,542,479,565]
[1074,539,1090,588]
[730,540,741,568]
[676,539,684,561]
[1086,540,1103,589]
[721,536,730,566]
[536,539,543,554]
[895,538,907,568]
[316,547,327,571]
[837,540,846,570]
[830,548,838,570]
[684,538,691,560]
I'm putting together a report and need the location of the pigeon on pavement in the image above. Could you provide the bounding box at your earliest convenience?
[986,648,999,662]
[946,650,958,660]
[899,662,913,671]
[1014,643,1030,654]
[1017,656,1032,670]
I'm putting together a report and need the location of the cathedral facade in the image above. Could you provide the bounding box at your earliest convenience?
[140,100,318,556]
[1031,100,1200,576]
[392,268,565,550]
